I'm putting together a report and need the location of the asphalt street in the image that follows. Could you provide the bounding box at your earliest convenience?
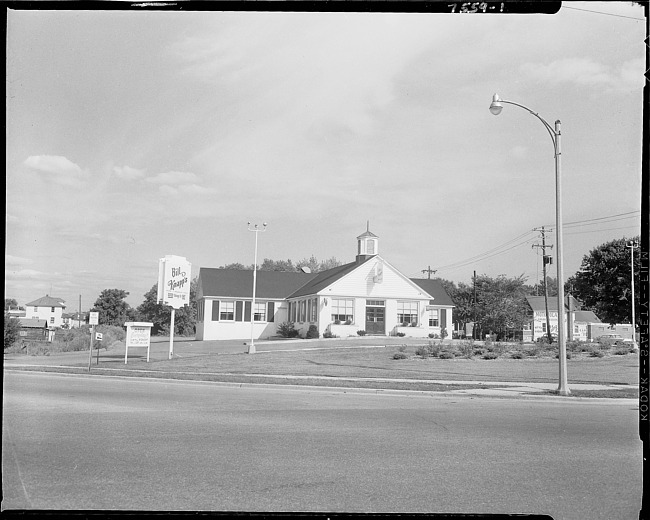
[2,371,643,519]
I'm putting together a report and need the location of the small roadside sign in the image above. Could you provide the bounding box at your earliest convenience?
[89,312,99,325]
[95,332,103,341]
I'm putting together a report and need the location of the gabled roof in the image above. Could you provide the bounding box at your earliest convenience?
[573,310,601,323]
[287,258,373,298]
[410,279,456,307]
[199,268,316,299]
[25,295,66,308]
[18,318,48,328]
[525,295,582,312]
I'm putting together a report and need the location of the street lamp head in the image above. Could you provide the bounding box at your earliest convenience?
[489,93,503,116]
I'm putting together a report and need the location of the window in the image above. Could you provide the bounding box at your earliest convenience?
[50,317,55,324]
[220,301,235,321]
[310,298,317,322]
[51,307,56,312]
[366,300,385,306]
[331,298,354,323]
[254,302,266,322]
[428,309,439,327]
[398,301,418,325]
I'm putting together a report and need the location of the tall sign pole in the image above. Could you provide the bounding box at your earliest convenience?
[88,311,99,372]
[157,255,191,360]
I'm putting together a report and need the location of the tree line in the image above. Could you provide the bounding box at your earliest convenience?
[5,236,640,344]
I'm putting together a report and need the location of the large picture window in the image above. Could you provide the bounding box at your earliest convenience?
[254,302,266,322]
[220,301,235,321]
[397,301,418,325]
[331,298,354,323]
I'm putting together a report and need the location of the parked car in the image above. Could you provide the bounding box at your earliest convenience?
[598,333,633,347]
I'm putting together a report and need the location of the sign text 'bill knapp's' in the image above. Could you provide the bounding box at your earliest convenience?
[157,255,191,309]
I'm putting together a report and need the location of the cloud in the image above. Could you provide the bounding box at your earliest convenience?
[5,255,34,267]
[145,171,199,185]
[520,57,644,93]
[23,155,87,185]
[114,165,145,180]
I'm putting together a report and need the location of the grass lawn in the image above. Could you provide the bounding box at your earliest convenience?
[7,339,640,398]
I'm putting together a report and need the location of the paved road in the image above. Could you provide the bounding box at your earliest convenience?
[2,371,643,518]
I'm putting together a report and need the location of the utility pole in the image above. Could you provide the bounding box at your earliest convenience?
[473,270,477,340]
[532,227,554,343]
[422,266,437,279]
[626,239,639,348]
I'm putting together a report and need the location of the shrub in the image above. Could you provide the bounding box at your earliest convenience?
[397,345,407,352]
[393,352,407,360]
[589,348,605,358]
[306,325,319,339]
[614,347,632,355]
[323,330,335,339]
[396,332,406,337]
[415,345,429,358]
[439,351,455,359]
[511,352,524,359]
[345,319,352,325]
[482,352,499,360]
[277,321,299,338]
[456,340,474,358]
[4,314,22,350]
[357,330,366,336]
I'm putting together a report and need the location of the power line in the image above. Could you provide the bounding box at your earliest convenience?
[563,5,645,21]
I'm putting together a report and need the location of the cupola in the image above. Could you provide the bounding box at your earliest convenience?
[356,222,379,263]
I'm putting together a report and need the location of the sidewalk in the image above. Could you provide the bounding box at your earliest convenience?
[4,337,636,399]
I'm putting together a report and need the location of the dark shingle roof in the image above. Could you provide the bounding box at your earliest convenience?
[199,268,316,299]
[18,318,48,328]
[410,279,455,306]
[573,310,601,323]
[526,295,581,312]
[25,295,66,308]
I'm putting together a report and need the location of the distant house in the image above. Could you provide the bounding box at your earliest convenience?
[25,295,66,328]
[17,318,54,342]
[196,228,455,341]
[62,312,86,329]
[524,296,601,342]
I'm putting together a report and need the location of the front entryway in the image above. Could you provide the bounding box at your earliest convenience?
[365,301,385,335]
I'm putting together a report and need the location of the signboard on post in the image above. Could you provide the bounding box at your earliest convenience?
[89,312,99,325]
[157,255,191,360]
[157,255,191,309]
[124,322,153,364]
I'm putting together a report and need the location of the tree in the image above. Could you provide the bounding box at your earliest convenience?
[219,262,249,270]
[259,258,296,272]
[472,274,531,340]
[5,298,18,311]
[437,279,474,336]
[566,236,640,325]
[91,289,137,327]
[4,313,22,350]
[136,278,198,336]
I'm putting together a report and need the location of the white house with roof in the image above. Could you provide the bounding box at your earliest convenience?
[524,295,601,342]
[196,229,455,341]
[25,295,66,329]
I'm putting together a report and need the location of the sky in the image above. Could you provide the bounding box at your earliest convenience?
[5,2,645,310]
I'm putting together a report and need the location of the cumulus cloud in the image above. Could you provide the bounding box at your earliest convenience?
[114,165,145,180]
[520,57,644,92]
[23,155,87,185]
[145,171,199,185]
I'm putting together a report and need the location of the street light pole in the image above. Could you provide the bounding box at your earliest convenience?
[489,93,570,395]
[626,239,639,348]
[247,222,267,354]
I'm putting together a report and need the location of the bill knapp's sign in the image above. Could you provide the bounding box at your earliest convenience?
[157,255,191,309]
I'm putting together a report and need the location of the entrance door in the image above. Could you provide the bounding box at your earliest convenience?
[365,306,385,335]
